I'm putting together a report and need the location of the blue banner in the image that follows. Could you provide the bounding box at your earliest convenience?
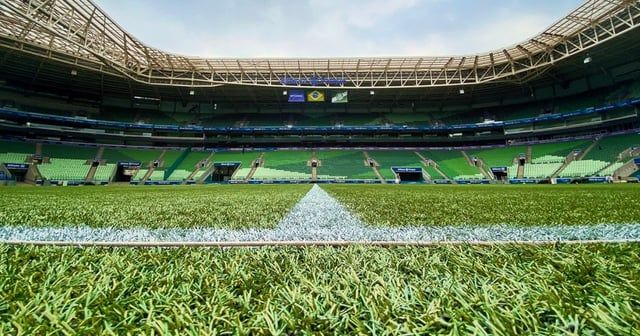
[5,163,29,170]
[288,90,305,103]
[4,163,29,170]
[214,162,241,167]
[491,167,508,173]
[280,76,347,86]
[391,167,423,173]
[635,158,640,166]
[118,161,142,168]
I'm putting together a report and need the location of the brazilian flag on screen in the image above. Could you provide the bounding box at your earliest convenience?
[307,90,325,102]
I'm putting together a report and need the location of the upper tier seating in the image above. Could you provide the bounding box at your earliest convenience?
[43,144,97,160]
[102,148,162,164]
[585,133,640,162]
[531,140,590,160]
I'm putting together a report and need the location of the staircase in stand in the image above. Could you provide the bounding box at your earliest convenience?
[95,147,105,160]
[614,159,640,179]
[309,151,318,182]
[84,165,98,182]
[576,139,599,160]
[363,151,386,184]
[551,152,579,178]
[244,153,264,182]
[461,151,492,180]
[415,152,454,183]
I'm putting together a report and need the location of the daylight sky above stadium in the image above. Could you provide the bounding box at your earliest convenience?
[94,0,582,58]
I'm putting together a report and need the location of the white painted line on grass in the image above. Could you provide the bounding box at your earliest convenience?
[2,185,640,245]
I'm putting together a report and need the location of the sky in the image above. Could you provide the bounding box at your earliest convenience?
[94,0,582,58]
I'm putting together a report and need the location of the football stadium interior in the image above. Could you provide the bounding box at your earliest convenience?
[1,0,640,334]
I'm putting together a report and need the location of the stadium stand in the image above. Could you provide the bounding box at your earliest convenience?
[0,152,29,163]
[255,151,312,180]
[147,170,165,181]
[38,159,90,181]
[367,151,424,180]
[531,155,565,164]
[132,169,148,182]
[42,143,97,160]
[421,151,484,180]
[585,133,640,162]
[0,140,35,155]
[316,150,378,180]
[251,167,312,180]
[102,148,163,165]
[523,163,563,179]
[166,169,192,181]
[469,146,528,168]
[559,160,610,177]
[424,165,446,180]
[530,140,591,159]
[599,162,625,176]
[93,164,116,182]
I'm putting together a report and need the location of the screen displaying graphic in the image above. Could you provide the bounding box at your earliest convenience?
[288,90,305,103]
[307,90,325,102]
[331,91,348,103]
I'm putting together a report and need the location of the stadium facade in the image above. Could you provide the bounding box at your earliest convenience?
[0,0,639,185]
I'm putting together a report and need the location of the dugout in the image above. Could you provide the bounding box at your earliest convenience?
[392,167,424,182]
[209,162,240,182]
[113,161,142,182]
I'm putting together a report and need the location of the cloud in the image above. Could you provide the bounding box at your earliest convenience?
[94,0,581,58]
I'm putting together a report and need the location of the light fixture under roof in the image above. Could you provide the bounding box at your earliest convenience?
[459,88,465,95]
[583,56,593,64]
[282,90,288,96]
[189,90,195,96]
[370,90,375,96]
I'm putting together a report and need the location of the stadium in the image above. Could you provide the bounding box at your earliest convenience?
[1,0,640,333]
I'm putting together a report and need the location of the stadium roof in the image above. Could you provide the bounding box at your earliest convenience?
[0,0,639,89]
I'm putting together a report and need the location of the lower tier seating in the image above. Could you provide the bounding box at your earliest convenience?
[599,162,624,176]
[523,163,563,179]
[0,152,29,163]
[94,164,116,181]
[167,169,192,181]
[531,155,565,164]
[132,169,148,181]
[147,170,165,181]
[38,159,89,181]
[251,167,311,180]
[559,160,609,177]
